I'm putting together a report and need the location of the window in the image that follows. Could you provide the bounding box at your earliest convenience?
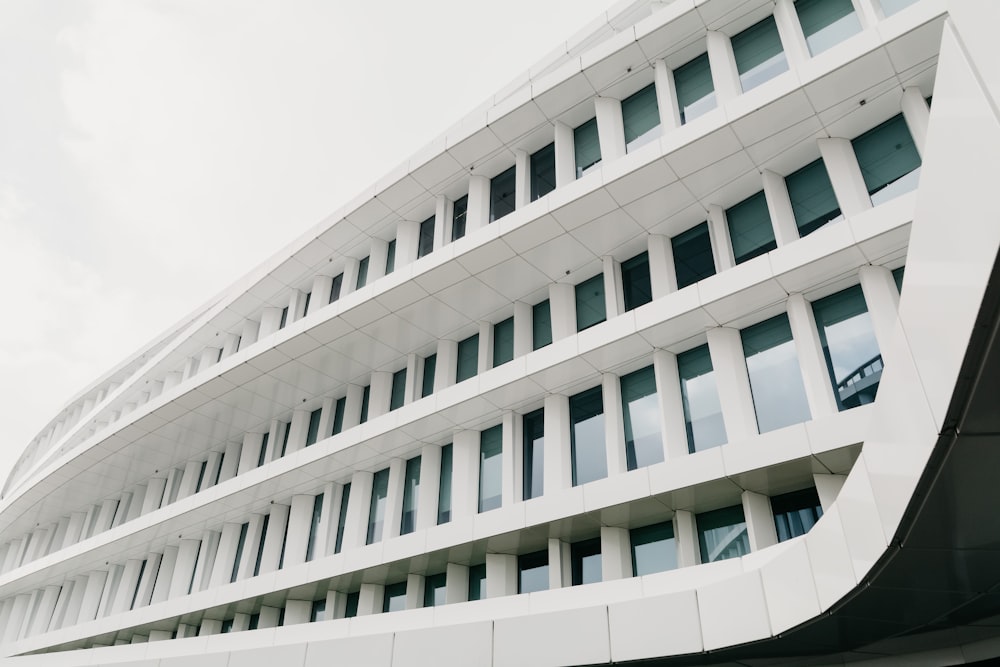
[383,582,407,613]
[329,273,343,304]
[334,483,350,554]
[305,408,322,447]
[479,425,503,513]
[221,619,234,634]
[772,487,823,541]
[344,591,360,618]
[279,421,291,457]
[697,505,750,563]
[356,256,370,289]
[532,299,552,350]
[424,573,447,607]
[621,365,664,470]
[795,0,861,56]
[786,158,842,236]
[253,514,270,576]
[678,344,727,453]
[400,456,421,535]
[518,550,549,594]
[417,216,435,258]
[493,317,514,367]
[366,468,389,544]
[575,273,606,332]
[570,386,607,486]
[305,493,324,562]
[231,522,249,583]
[673,52,715,124]
[880,0,918,16]
[571,538,602,586]
[622,252,652,312]
[672,222,715,288]
[893,266,905,294]
[451,195,468,241]
[303,291,312,318]
[279,306,289,329]
[490,166,516,222]
[852,114,922,206]
[332,397,346,435]
[385,239,396,275]
[574,118,601,178]
[812,285,882,409]
[359,385,371,423]
[522,408,544,501]
[630,521,677,576]
[727,191,775,265]
[622,83,660,152]
[310,599,326,622]
[742,314,811,433]
[389,369,406,411]
[468,563,487,601]
[437,444,453,525]
[421,354,436,398]
[530,143,556,201]
[456,334,479,382]
[732,16,788,92]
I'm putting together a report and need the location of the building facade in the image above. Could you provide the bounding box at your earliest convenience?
[2,0,999,664]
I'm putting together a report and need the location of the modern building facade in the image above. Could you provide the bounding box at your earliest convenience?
[2,0,999,664]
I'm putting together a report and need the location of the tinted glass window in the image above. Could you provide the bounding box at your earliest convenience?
[852,114,922,206]
[697,505,750,563]
[677,344,727,452]
[772,487,823,541]
[493,317,514,367]
[630,521,677,576]
[742,314,811,433]
[674,53,715,124]
[531,143,556,201]
[523,408,544,500]
[490,166,516,222]
[479,425,503,513]
[812,285,882,410]
[732,16,788,91]
[574,118,601,177]
[672,222,715,288]
[786,158,842,236]
[575,273,606,332]
[532,299,552,350]
[570,386,607,486]
[622,252,652,312]
[622,83,660,151]
[795,0,861,56]
[621,365,663,470]
[456,334,479,382]
[727,191,775,265]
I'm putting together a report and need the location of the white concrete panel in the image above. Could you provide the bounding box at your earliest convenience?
[494,606,611,667]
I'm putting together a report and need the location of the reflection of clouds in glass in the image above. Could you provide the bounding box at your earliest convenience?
[682,370,727,450]
[824,312,880,382]
[574,414,607,484]
[746,340,811,433]
[627,393,664,467]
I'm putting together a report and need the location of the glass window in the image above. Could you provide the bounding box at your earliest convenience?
[532,299,552,350]
[303,291,312,318]
[852,114,922,206]
[345,591,360,618]
[421,354,436,398]
[732,16,788,92]
[400,456,421,535]
[231,522,248,583]
[310,599,326,622]
[742,314,811,433]
[786,158,842,236]
[880,0,918,16]
[574,117,601,178]
[437,444,453,525]
[254,514,270,576]
[257,432,269,467]
[697,505,750,563]
[334,483,350,554]
[490,166,516,222]
[570,386,608,486]
[451,195,468,241]
[279,306,289,330]
[366,468,389,545]
[305,493,324,562]
[518,550,549,594]
[622,83,660,152]
[424,573,447,607]
[329,273,343,304]
[772,487,823,541]
[356,256,370,289]
[522,408,544,500]
[630,521,677,576]
[385,239,396,275]
[795,0,862,56]
[575,273,606,332]
[332,397,346,435]
[468,563,487,601]
[305,408,322,447]
[456,334,479,382]
[479,425,503,513]
[621,365,664,470]
[493,317,514,367]
[280,421,291,457]
[571,538,602,586]
[359,385,370,424]
[727,191,775,265]
[892,266,905,294]
[812,285,882,410]
[530,143,556,201]
[383,581,407,613]
[622,252,652,312]
[674,52,716,124]
[417,216,435,258]
[672,222,715,288]
[221,619,234,634]
[678,344,727,453]
[389,368,406,411]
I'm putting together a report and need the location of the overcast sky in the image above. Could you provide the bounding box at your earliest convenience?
[0,0,617,485]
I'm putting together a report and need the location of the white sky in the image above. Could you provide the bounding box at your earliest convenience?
[0,0,617,485]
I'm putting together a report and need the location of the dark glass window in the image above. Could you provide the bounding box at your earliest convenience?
[359,385,371,424]
[249,613,260,630]
[305,493,324,562]
[853,114,922,206]
[786,158,842,236]
[303,291,312,318]
[672,222,715,288]
[256,433,269,468]
[727,191,775,265]
[231,522,249,583]
[622,252,652,312]
[389,368,406,411]
[570,386,607,486]
[574,118,601,178]
[356,256,370,289]
[451,195,468,241]
[575,273,606,332]
[622,83,660,151]
[400,456,421,535]
[677,344,727,452]
[383,581,407,613]
[522,408,545,501]
[518,550,549,594]
[532,299,552,350]
[571,538,602,586]
[674,53,715,124]
[697,505,750,563]
[493,317,514,367]
[795,0,861,56]
[621,365,663,470]
[366,468,389,544]
[310,599,326,622]
[345,591,360,618]
[457,334,479,382]
[437,444,453,525]
[424,573,447,607]
[490,166,516,222]
[732,16,788,92]
[385,239,396,275]
[334,483,350,554]
[279,306,289,330]
[280,421,290,458]
[221,619,234,634]
[305,408,322,447]
[253,514,270,576]
[530,143,556,201]
[893,266,905,294]
[813,285,882,410]
[329,273,343,304]
[742,314,811,433]
[630,521,677,576]
[772,487,823,541]
[479,425,503,513]
[468,563,487,601]
[421,354,436,398]
[332,397,346,435]
[417,216,435,258]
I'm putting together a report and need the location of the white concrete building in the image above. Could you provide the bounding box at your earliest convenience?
[2,0,1000,664]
